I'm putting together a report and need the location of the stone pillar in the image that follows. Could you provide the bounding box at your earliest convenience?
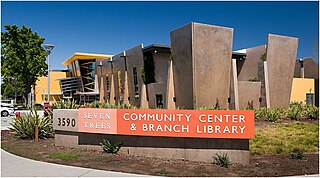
[110,73,116,105]
[99,76,105,103]
[165,60,176,109]
[94,75,99,93]
[123,71,129,104]
[232,59,239,110]
[140,83,149,109]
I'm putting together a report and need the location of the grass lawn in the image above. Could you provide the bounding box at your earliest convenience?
[250,122,319,155]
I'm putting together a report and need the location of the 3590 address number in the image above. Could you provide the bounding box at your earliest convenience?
[57,118,76,127]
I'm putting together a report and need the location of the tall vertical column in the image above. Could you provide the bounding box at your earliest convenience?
[123,71,130,104]
[165,60,176,109]
[232,59,239,110]
[140,83,149,109]
[110,73,116,105]
[264,61,271,108]
[99,76,105,103]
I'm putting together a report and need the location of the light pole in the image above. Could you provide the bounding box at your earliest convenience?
[43,44,54,103]
[14,76,17,104]
[97,61,103,102]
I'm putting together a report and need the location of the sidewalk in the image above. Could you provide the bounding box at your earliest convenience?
[1,149,151,177]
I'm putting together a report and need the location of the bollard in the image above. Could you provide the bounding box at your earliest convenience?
[35,125,39,142]
[15,112,20,120]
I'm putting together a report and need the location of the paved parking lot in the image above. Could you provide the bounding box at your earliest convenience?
[1,115,15,130]
[1,110,44,130]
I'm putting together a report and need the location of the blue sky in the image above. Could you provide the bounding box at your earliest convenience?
[1,1,319,69]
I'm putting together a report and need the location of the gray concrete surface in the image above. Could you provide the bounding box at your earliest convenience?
[1,149,150,177]
[1,110,44,130]
[1,115,15,130]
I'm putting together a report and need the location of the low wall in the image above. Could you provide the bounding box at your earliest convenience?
[53,109,252,165]
[238,81,261,109]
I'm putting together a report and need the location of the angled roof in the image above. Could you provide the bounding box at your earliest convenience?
[142,44,171,54]
[63,52,113,66]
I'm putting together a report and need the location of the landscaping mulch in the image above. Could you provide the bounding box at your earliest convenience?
[1,130,318,177]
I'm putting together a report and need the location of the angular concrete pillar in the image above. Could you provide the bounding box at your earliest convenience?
[140,83,149,109]
[232,59,239,110]
[266,34,298,108]
[99,76,105,103]
[110,73,116,105]
[123,71,129,104]
[165,60,176,109]
[170,22,233,109]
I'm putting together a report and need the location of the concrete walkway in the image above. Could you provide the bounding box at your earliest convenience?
[1,149,151,177]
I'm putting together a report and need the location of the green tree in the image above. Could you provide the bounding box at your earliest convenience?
[1,24,48,105]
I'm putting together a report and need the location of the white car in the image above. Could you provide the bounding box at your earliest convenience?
[1,107,15,117]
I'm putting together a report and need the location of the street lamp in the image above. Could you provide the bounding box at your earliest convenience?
[44,44,54,102]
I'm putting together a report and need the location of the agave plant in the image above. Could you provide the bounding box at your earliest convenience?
[10,108,53,139]
[84,102,137,109]
[100,139,122,154]
[53,98,80,109]
[213,153,230,168]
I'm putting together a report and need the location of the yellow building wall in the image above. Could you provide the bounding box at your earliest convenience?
[34,71,70,104]
[290,78,315,103]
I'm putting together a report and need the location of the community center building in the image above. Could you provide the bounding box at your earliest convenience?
[35,22,318,109]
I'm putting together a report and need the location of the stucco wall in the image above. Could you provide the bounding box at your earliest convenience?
[153,53,170,83]
[238,81,261,109]
[170,23,194,109]
[35,71,69,104]
[125,45,144,107]
[237,45,266,81]
[110,52,126,104]
[193,23,233,109]
[266,34,298,108]
[147,82,167,109]
[290,78,315,103]
[294,58,319,79]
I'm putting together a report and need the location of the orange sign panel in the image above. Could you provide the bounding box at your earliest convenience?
[78,109,254,139]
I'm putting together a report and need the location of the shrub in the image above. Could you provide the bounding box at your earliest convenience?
[53,99,80,109]
[248,77,259,82]
[246,101,254,110]
[213,153,230,168]
[305,104,319,120]
[100,139,122,154]
[254,107,268,119]
[10,108,53,139]
[84,102,137,109]
[266,108,286,122]
[198,98,223,110]
[289,148,304,159]
[287,102,305,120]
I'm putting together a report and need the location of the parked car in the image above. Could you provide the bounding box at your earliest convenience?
[1,107,15,117]
[1,100,15,108]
